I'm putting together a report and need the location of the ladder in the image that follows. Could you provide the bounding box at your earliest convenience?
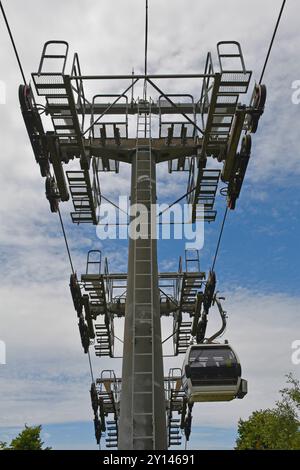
[201,42,252,153]
[166,369,184,447]
[32,41,87,163]
[86,250,102,275]
[95,322,114,357]
[189,42,252,222]
[174,252,205,354]
[193,169,220,222]
[174,316,192,355]
[168,417,182,447]
[97,372,119,448]
[131,98,156,448]
[187,158,220,223]
[66,158,100,224]
[81,273,114,357]
[185,249,200,272]
[180,275,204,313]
[105,420,118,448]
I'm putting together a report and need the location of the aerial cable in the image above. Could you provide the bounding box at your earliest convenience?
[113,333,124,344]
[58,208,96,385]
[210,1,286,270]
[185,437,188,450]
[0,1,27,85]
[1,0,103,424]
[57,207,75,275]
[87,350,95,383]
[157,186,196,218]
[0,7,94,379]
[144,0,149,77]
[101,193,129,217]
[143,0,149,100]
[58,209,96,390]
[211,206,228,272]
[58,209,97,385]
[57,208,96,383]
[162,328,179,345]
[259,0,287,84]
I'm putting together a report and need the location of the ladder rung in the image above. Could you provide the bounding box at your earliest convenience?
[134,353,152,356]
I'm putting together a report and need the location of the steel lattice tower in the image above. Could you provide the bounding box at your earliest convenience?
[19,14,267,448]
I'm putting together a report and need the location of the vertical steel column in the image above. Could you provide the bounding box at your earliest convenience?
[119,107,167,449]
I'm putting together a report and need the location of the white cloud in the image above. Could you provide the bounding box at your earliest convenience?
[0,0,299,193]
[0,281,124,427]
[0,0,299,446]
[0,282,299,430]
[173,289,300,428]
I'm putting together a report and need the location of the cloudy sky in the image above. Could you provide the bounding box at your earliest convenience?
[0,0,299,450]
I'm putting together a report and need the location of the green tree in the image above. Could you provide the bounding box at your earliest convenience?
[0,425,51,450]
[236,374,300,450]
[280,373,300,412]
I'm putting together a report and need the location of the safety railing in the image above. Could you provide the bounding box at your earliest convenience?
[71,52,86,131]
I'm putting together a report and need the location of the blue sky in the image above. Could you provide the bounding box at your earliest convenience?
[0,0,300,451]
[0,422,237,450]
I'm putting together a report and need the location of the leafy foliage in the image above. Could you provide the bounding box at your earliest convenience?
[236,374,300,450]
[0,425,51,450]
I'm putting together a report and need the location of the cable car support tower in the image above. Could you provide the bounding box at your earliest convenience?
[15,2,274,450]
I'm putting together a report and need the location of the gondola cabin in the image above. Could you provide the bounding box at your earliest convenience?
[182,343,247,403]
